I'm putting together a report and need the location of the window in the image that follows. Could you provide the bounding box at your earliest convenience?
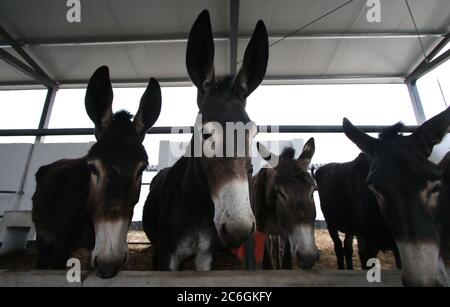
[247,84,416,126]
[417,54,450,120]
[0,89,47,143]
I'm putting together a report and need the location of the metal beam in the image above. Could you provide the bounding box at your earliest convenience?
[406,80,426,124]
[0,32,445,48]
[0,125,419,137]
[56,74,406,87]
[0,24,58,89]
[406,32,450,82]
[35,87,58,142]
[406,48,450,83]
[229,0,239,75]
[0,49,57,89]
[0,74,405,90]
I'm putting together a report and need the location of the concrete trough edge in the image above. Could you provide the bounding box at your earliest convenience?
[0,269,412,287]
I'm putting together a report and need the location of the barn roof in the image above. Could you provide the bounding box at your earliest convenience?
[0,0,449,89]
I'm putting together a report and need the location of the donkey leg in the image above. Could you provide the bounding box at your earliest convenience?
[262,239,273,270]
[281,239,293,269]
[165,249,182,271]
[195,236,213,271]
[35,233,52,269]
[195,251,212,271]
[273,235,283,269]
[50,240,72,270]
[393,245,402,269]
[343,233,354,270]
[328,227,345,270]
[357,236,378,270]
[152,247,159,270]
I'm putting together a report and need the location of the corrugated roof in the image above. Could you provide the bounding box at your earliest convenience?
[0,0,449,88]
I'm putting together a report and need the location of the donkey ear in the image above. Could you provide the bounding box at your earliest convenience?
[298,138,315,168]
[257,142,279,168]
[343,118,381,156]
[133,78,162,142]
[233,20,268,102]
[411,107,450,157]
[85,66,113,139]
[186,10,215,106]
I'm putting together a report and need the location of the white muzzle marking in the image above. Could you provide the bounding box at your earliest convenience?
[397,242,449,287]
[213,179,255,244]
[289,224,318,257]
[91,219,129,270]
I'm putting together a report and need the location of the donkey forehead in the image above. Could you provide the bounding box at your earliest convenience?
[200,97,250,123]
[369,151,442,188]
[88,139,148,162]
[274,167,314,188]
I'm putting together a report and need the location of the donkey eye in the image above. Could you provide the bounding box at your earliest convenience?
[277,189,287,201]
[88,164,99,177]
[429,183,441,195]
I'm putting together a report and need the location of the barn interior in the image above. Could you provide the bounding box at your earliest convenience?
[0,0,449,286]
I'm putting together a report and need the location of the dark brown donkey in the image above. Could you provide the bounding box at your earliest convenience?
[32,66,162,278]
[142,10,268,271]
[343,106,450,287]
[253,139,319,269]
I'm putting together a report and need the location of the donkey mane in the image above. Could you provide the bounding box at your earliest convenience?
[274,147,313,186]
[216,76,235,91]
[112,110,133,122]
[280,147,296,160]
[378,122,405,140]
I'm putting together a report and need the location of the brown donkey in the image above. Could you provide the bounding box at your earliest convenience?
[253,138,319,269]
[32,66,162,278]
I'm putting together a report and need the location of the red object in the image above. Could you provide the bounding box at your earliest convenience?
[231,231,267,264]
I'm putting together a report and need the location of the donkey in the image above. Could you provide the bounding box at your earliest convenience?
[32,66,162,278]
[315,153,400,270]
[253,139,319,270]
[142,10,268,271]
[343,106,450,287]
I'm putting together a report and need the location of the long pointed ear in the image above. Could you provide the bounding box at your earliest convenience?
[186,10,215,107]
[257,142,279,168]
[298,138,315,169]
[411,107,450,157]
[85,66,113,139]
[233,20,268,103]
[343,118,381,156]
[133,78,162,142]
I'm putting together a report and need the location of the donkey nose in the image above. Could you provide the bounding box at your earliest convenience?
[93,254,128,279]
[296,250,319,269]
[219,222,254,249]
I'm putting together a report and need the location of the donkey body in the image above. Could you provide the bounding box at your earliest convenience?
[32,66,161,278]
[343,107,450,286]
[142,10,268,271]
[253,139,319,269]
[315,153,400,270]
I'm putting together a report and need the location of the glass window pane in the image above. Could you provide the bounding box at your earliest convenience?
[0,89,47,129]
[48,86,198,128]
[417,59,450,120]
[247,84,416,126]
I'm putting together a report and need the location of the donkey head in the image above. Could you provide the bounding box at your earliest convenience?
[343,107,450,287]
[85,66,161,278]
[186,10,268,248]
[258,138,319,268]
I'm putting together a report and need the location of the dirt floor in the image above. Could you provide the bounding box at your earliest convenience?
[0,230,405,271]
